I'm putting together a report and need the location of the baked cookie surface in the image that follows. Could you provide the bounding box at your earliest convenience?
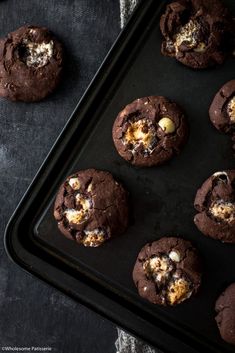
[112,96,188,167]
[194,170,235,243]
[215,283,235,346]
[0,25,63,102]
[54,169,129,247]
[209,80,235,134]
[160,0,234,69]
[132,237,202,306]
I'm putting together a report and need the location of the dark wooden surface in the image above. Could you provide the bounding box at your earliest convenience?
[0,1,120,351]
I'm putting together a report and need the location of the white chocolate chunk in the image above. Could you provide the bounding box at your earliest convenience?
[169,250,180,262]
[158,117,175,134]
[68,177,80,190]
[87,183,92,192]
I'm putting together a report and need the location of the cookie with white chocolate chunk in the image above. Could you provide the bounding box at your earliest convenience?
[133,237,202,306]
[0,25,63,101]
[54,169,129,247]
[209,80,235,134]
[160,0,235,69]
[194,170,235,243]
[112,96,188,167]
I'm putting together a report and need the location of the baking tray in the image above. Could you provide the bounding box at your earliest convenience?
[4,0,235,352]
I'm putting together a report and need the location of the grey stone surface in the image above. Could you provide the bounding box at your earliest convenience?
[0,1,119,351]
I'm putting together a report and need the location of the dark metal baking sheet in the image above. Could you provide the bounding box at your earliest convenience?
[5,1,235,352]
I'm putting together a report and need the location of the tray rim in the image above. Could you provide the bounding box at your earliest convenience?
[3,1,230,352]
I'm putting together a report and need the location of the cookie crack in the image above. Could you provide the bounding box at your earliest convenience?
[93,204,113,212]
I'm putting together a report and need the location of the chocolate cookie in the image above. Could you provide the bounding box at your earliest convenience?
[215,283,235,345]
[112,96,188,167]
[160,0,234,69]
[54,169,129,247]
[132,237,202,306]
[0,25,63,102]
[194,170,235,243]
[209,80,235,134]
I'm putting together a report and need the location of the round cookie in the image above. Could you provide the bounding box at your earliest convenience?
[209,80,235,134]
[54,169,129,247]
[132,237,202,306]
[194,170,235,243]
[215,283,235,345]
[112,96,188,167]
[160,0,234,69]
[0,25,63,102]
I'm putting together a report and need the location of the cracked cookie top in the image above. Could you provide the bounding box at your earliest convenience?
[54,169,129,247]
[112,96,188,167]
[160,0,235,69]
[133,237,202,306]
[194,170,235,243]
